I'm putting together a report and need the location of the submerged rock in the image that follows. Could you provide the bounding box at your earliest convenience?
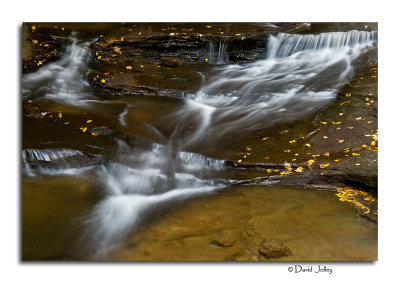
[258,239,291,258]
[160,57,182,68]
[210,231,236,247]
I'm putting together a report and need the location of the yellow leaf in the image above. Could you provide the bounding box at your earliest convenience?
[114,46,122,54]
[266,169,272,173]
[101,79,105,83]
[86,120,92,123]
[33,40,38,44]
[97,55,102,59]
[320,121,327,124]
[338,139,344,143]
[284,162,292,170]
[334,159,340,162]
[245,146,251,151]
[362,144,367,148]
[126,66,133,70]
[32,26,36,31]
[289,140,296,144]
[323,152,330,156]
[205,58,208,62]
[331,121,342,125]
[206,26,212,28]
[237,159,242,163]
[295,167,303,173]
[262,137,269,140]
[121,37,125,41]
[91,133,97,136]
[307,159,316,165]
[58,113,62,118]
[355,163,360,166]
[305,143,311,147]
[352,153,360,156]
[80,127,87,133]
[283,149,291,153]
[371,141,376,146]
[27,100,32,103]
[320,163,330,169]
[292,159,296,161]
[355,117,362,120]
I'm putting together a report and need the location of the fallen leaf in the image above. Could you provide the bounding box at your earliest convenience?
[305,144,311,147]
[284,149,291,153]
[266,169,272,173]
[320,163,330,169]
[101,79,105,83]
[334,159,340,162]
[306,159,316,165]
[32,26,36,31]
[355,117,362,120]
[91,133,97,136]
[126,66,133,70]
[323,152,330,156]
[58,113,62,118]
[284,162,292,171]
[338,139,344,143]
[262,137,269,140]
[80,127,87,133]
[295,167,303,173]
[86,120,93,123]
[352,153,360,156]
[289,140,296,144]
[237,159,242,163]
[371,141,376,146]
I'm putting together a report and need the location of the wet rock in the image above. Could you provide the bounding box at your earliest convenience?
[210,231,236,247]
[258,239,291,258]
[160,57,182,68]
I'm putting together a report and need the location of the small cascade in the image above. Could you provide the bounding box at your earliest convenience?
[207,41,229,64]
[22,32,92,103]
[267,30,377,58]
[22,149,98,176]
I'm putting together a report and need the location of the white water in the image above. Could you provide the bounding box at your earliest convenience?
[22,30,378,258]
[207,41,229,64]
[178,30,377,139]
[22,33,93,104]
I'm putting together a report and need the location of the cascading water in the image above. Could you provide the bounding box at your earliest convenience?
[22,32,93,104]
[22,29,377,259]
[178,30,377,139]
[207,41,229,64]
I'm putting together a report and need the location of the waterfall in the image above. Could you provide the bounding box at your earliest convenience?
[178,30,378,138]
[22,32,92,103]
[267,30,377,58]
[207,41,229,64]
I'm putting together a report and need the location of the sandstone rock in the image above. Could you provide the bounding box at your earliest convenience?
[258,239,291,258]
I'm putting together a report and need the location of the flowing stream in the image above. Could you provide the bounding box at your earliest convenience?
[22,29,377,260]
